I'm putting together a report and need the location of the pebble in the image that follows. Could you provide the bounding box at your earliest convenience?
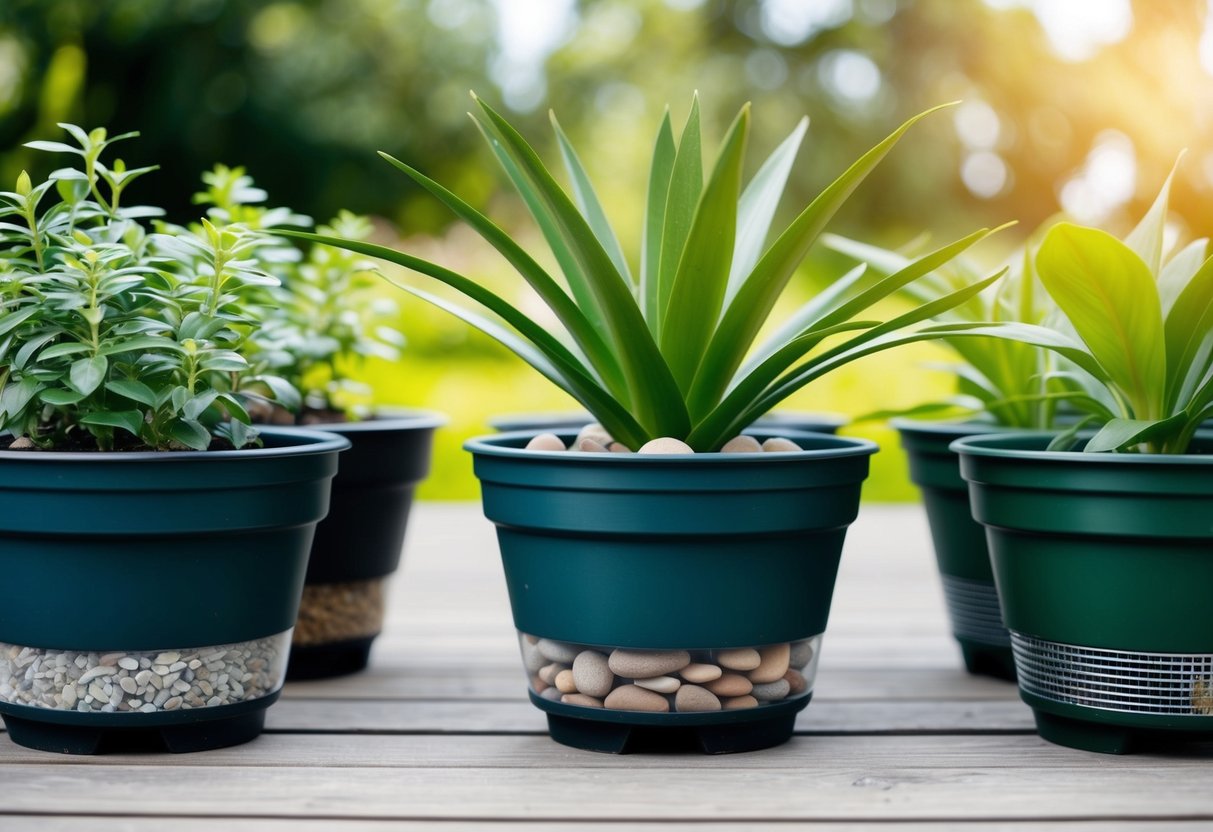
[525,433,566,451]
[634,675,680,694]
[604,685,670,713]
[608,649,691,678]
[0,636,286,715]
[721,435,763,453]
[531,674,548,692]
[538,663,566,686]
[680,663,723,684]
[560,693,603,708]
[536,639,580,664]
[748,643,791,683]
[571,651,614,698]
[576,438,609,453]
[554,669,578,694]
[789,640,814,669]
[716,648,761,671]
[607,443,632,453]
[675,685,721,712]
[751,679,791,701]
[637,437,694,454]
[704,673,753,697]
[539,687,563,702]
[784,669,808,696]
[519,637,546,673]
[575,423,613,447]
[762,437,801,453]
[723,695,760,710]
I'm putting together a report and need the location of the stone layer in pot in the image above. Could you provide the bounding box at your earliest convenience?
[488,411,848,436]
[953,431,1213,754]
[466,427,876,754]
[0,427,349,754]
[893,419,1016,681]
[275,410,445,680]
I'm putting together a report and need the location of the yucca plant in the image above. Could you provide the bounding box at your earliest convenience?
[285,95,1010,451]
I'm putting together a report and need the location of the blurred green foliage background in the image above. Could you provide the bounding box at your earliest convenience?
[2,0,1211,498]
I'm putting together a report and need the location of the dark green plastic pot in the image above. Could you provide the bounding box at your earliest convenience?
[281,411,444,680]
[488,410,847,436]
[893,419,1015,681]
[953,432,1213,754]
[467,428,876,754]
[0,427,348,754]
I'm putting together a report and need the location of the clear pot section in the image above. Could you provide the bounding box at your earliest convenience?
[0,632,290,714]
[292,577,388,647]
[519,632,822,713]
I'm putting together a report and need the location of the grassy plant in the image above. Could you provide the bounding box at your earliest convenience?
[0,125,292,451]
[285,95,1011,451]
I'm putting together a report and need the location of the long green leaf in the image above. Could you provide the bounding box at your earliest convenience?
[654,95,702,338]
[688,104,957,419]
[1163,253,1213,414]
[470,95,689,436]
[726,117,809,303]
[1158,238,1210,315]
[1036,223,1166,420]
[661,104,750,392]
[550,113,632,284]
[1085,413,1188,453]
[1124,155,1182,276]
[376,151,627,402]
[641,110,676,335]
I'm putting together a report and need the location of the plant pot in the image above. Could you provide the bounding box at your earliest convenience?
[0,428,348,754]
[488,410,847,436]
[953,432,1213,754]
[466,429,876,754]
[280,411,444,680]
[893,419,1015,681]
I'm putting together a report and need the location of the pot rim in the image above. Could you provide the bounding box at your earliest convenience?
[466,427,877,463]
[890,417,1004,437]
[950,431,1213,467]
[295,408,447,434]
[0,425,350,463]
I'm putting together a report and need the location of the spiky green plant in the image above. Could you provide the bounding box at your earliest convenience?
[285,95,1010,451]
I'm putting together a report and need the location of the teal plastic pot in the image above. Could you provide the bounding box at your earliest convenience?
[488,410,847,436]
[466,429,876,754]
[281,411,444,680]
[953,432,1213,754]
[0,428,348,754]
[894,420,1015,681]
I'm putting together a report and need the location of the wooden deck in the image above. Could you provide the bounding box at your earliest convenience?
[2,503,1210,829]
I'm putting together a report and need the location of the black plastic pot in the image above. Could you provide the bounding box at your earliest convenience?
[0,428,348,754]
[488,410,847,436]
[282,411,444,680]
[893,419,1015,681]
[466,428,876,754]
[954,432,1213,754]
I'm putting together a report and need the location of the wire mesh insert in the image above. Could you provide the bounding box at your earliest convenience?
[1012,633,1213,716]
[941,574,1011,647]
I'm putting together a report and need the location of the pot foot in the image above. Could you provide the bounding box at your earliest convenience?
[1032,710,1136,755]
[544,711,798,755]
[286,635,377,680]
[959,641,1017,681]
[2,709,267,755]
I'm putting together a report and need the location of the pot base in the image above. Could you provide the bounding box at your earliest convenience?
[958,640,1017,682]
[531,691,809,754]
[286,635,377,681]
[0,693,278,755]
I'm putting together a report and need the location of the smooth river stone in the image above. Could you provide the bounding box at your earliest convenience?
[525,433,566,451]
[704,673,752,697]
[531,674,548,692]
[723,694,760,710]
[634,675,681,694]
[751,678,791,701]
[554,669,578,694]
[608,649,691,678]
[537,639,580,664]
[674,684,721,713]
[538,663,566,685]
[748,642,791,683]
[604,684,671,713]
[577,438,609,453]
[572,650,614,698]
[715,648,761,671]
[520,637,546,673]
[789,640,814,669]
[680,663,723,684]
[762,437,801,452]
[784,668,808,696]
[721,435,762,453]
[576,423,614,447]
[561,693,604,708]
[539,687,563,702]
[637,437,694,454]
